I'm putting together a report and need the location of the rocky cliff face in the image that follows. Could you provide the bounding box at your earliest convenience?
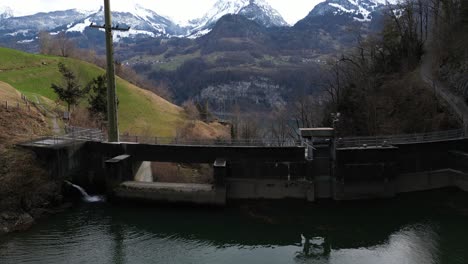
[198,77,286,111]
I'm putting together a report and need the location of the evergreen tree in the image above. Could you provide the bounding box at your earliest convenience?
[51,62,85,114]
[86,74,108,119]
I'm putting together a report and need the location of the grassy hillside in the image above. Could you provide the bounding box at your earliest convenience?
[0,81,23,102]
[0,81,51,142]
[0,47,184,137]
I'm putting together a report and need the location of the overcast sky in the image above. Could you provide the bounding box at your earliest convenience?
[1,0,324,25]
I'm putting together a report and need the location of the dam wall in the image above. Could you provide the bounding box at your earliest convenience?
[20,138,468,204]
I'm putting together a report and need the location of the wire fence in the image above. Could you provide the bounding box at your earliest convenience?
[3,96,34,113]
[336,129,465,148]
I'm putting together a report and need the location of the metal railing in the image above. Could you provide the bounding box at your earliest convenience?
[337,129,465,148]
[64,126,106,142]
[29,126,465,148]
[119,134,301,147]
[31,127,105,146]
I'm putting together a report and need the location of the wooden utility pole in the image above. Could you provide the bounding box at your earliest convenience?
[89,0,130,142]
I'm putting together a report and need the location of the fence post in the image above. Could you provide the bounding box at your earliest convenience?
[5,101,7,110]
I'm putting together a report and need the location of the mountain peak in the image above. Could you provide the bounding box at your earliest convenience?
[306,0,397,22]
[188,0,288,37]
[64,3,184,39]
[239,0,289,27]
[0,6,14,19]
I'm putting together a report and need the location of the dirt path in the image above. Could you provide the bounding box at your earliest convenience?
[33,95,61,135]
[51,116,60,134]
[420,54,468,134]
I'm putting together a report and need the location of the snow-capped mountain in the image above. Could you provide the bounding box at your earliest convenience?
[188,0,288,38]
[0,9,90,32]
[0,0,288,43]
[0,8,92,48]
[239,0,288,27]
[0,0,398,54]
[0,3,186,50]
[66,4,185,40]
[305,0,397,22]
[290,0,397,51]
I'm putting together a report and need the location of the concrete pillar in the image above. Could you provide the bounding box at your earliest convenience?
[134,161,153,182]
[213,159,227,187]
[105,155,132,195]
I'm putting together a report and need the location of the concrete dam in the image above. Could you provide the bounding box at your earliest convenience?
[21,128,468,205]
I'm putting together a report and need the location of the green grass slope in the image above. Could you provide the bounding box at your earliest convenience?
[0,47,184,137]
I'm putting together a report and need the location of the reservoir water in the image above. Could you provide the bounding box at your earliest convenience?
[1,189,468,264]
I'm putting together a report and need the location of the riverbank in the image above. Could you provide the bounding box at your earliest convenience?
[0,95,65,236]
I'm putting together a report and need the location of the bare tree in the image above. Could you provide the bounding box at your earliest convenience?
[289,95,325,138]
[239,116,261,141]
[182,100,200,121]
[38,31,53,55]
[270,107,291,146]
[55,31,76,57]
[229,105,262,142]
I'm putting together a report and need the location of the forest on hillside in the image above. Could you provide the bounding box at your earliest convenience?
[314,0,467,136]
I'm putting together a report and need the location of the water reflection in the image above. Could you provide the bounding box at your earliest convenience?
[111,223,125,264]
[0,190,467,264]
[294,223,439,264]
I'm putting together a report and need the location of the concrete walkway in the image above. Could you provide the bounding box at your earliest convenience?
[120,181,214,192]
[115,181,226,205]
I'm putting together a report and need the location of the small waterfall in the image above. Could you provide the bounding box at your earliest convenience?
[65,181,105,203]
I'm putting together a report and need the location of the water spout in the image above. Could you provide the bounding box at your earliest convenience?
[64,181,105,203]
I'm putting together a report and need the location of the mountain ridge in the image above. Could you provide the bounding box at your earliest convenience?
[0,0,290,40]
[187,0,289,38]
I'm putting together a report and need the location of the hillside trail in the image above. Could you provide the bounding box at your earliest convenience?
[33,95,61,135]
[420,52,468,135]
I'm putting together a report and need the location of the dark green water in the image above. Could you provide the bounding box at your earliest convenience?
[1,189,468,264]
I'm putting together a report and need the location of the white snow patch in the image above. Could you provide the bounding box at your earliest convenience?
[357,5,371,20]
[5,29,29,36]
[347,0,359,6]
[113,29,157,42]
[67,18,92,33]
[187,28,212,39]
[17,38,34,43]
[354,16,370,22]
[329,3,354,13]
[373,0,400,5]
